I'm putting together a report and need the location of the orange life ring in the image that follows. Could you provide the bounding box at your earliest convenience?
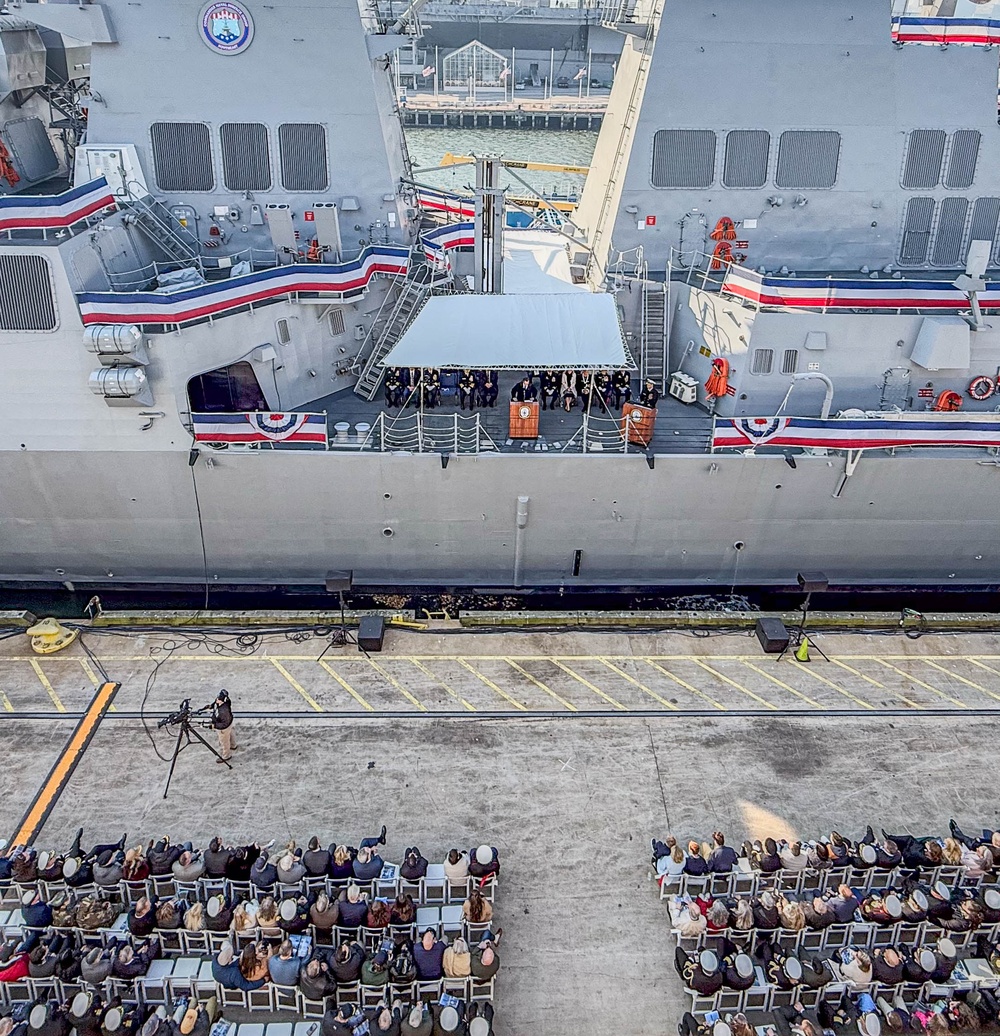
[968,375,995,400]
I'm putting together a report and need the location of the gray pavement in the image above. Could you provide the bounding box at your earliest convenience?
[4,626,1000,1033]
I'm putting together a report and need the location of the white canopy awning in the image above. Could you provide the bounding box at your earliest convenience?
[381,292,635,370]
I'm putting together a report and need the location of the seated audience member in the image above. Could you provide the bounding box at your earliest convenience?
[443,849,469,882]
[462,888,493,925]
[338,885,369,930]
[674,946,724,996]
[353,845,384,882]
[267,939,301,986]
[829,884,861,924]
[276,845,307,885]
[777,895,806,931]
[303,836,331,877]
[658,845,686,880]
[779,841,809,872]
[299,956,337,1002]
[332,940,366,984]
[127,897,157,938]
[708,831,738,874]
[729,897,754,931]
[881,830,944,870]
[683,841,709,876]
[470,939,500,980]
[203,837,231,878]
[872,946,905,986]
[239,942,272,984]
[751,890,780,930]
[171,850,204,883]
[803,895,835,931]
[390,893,417,928]
[413,929,447,980]
[251,852,278,888]
[835,948,873,991]
[366,899,390,930]
[468,845,499,879]
[443,937,472,978]
[756,940,803,991]
[770,1003,823,1036]
[309,892,339,931]
[361,949,390,987]
[400,847,428,882]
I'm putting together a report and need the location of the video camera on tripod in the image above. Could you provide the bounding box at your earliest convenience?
[156,698,214,730]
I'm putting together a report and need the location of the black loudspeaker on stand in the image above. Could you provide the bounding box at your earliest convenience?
[755,617,790,654]
[358,616,385,652]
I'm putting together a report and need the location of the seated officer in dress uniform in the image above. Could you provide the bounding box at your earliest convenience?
[612,369,632,408]
[458,370,477,410]
[384,368,403,408]
[421,369,440,408]
[674,946,725,996]
[540,371,559,411]
[477,370,499,408]
[639,378,661,408]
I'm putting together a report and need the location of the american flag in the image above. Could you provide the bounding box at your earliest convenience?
[499,66,511,80]
[573,67,587,80]
[421,65,435,77]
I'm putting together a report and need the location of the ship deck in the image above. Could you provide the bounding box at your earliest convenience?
[3,622,1000,1035]
[307,384,714,454]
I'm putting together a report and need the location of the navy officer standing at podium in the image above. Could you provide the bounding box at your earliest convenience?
[510,375,537,403]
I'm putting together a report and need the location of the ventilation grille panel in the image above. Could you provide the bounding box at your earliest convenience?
[279,123,328,192]
[750,348,773,375]
[931,197,968,267]
[969,197,1000,264]
[775,131,840,189]
[220,123,271,192]
[900,197,935,264]
[723,130,770,189]
[651,130,716,188]
[328,309,346,337]
[902,130,946,189]
[945,130,980,190]
[151,123,213,192]
[0,254,56,330]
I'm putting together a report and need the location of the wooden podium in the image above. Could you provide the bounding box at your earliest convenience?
[621,403,656,446]
[509,401,540,439]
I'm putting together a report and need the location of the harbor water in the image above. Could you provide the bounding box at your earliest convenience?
[404,126,599,197]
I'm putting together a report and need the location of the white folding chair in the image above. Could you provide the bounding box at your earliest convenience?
[440,905,463,937]
[166,957,201,998]
[265,1026,293,1036]
[219,986,248,1011]
[415,907,441,936]
[237,1024,266,1036]
[421,865,447,906]
[139,959,174,1004]
[180,931,210,955]
[299,997,326,1020]
[193,960,216,998]
[470,976,493,1002]
[442,977,469,1000]
[248,985,274,1011]
[361,984,386,1009]
[272,984,300,1012]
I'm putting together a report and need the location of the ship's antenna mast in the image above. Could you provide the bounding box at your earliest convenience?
[473,154,505,294]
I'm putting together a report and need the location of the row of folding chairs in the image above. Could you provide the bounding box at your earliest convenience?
[672,919,991,955]
[658,864,988,902]
[1,868,496,911]
[688,967,1000,1018]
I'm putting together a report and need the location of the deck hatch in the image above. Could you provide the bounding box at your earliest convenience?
[723,130,770,189]
[900,196,935,265]
[775,131,840,189]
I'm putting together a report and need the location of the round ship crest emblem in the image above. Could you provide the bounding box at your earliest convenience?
[200,2,254,55]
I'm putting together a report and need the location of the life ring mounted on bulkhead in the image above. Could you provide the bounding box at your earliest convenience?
[968,375,996,401]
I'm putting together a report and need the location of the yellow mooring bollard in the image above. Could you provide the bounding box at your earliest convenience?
[26,617,79,655]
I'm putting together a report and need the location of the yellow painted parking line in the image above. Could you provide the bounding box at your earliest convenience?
[643,660,727,711]
[504,659,576,712]
[920,659,1000,705]
[740,661,825,710]
[270,659,324,712]
[30,659,65,713]
[873,659,967,709]
[548,659,626,710]
[0,688,12,712]
[692,659,778,710]
[785,659,875,710]
[364,658,425,712]
[79,658,116,711]
[456,658,527,711]
[597,657,677,710]
[317,660,376,712]
[824,657,926,710]
[409,659,477,712]
[965,658,1000,688]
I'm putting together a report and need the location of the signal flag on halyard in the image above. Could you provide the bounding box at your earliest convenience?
[499,66,511,80]
[192,412,328,446]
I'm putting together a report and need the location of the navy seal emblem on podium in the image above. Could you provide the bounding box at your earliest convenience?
[200,2,255,54]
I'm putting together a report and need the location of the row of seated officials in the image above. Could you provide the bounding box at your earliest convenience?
[667,881,1000,937]
[383,368,660,412]
[672,932,986,995]
[0,987,497,1036]
[679,985,1000,1036]
[0,831,500,893]
[653,825,1000,883]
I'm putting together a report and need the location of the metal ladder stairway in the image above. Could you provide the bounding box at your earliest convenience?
[353,266,434,401]
[123,194,200,264]
[641,280,667,390]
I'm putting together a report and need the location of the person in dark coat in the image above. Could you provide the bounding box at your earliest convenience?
[674,946,724,996]
[510,376,537,403]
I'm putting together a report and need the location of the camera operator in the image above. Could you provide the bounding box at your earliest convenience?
[212,690,237,763]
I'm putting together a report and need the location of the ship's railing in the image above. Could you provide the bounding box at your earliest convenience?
[328,411,498,454]
[558,411,628,453]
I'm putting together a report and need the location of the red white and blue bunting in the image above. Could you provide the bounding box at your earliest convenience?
[192,412,328,445]
[77,246,410,326]
[722,266,1000,312]
[421,221,475,270]
[416,188,475,220]
[712,415,1000,451]
[0,177,116,233]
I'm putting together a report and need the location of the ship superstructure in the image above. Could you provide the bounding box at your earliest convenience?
[3,0,1000,591]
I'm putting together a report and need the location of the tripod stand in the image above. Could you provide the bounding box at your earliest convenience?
[163,711,231,799]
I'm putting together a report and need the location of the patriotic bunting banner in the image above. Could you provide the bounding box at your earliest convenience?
[712,415,1000,451]
[421,220,476,269]
[77,245,410,326]
[416,188,476,220]
[891,0,1000,43]
[192,412,328,445]
[0,177,116,233]
[721,265,1000,312]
